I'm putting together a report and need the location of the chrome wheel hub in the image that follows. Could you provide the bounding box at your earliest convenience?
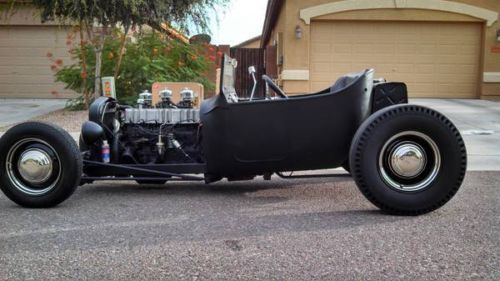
[17,148,53,184]
[379,131,441,192]
[388,142,426,178]
[6,138,61,196]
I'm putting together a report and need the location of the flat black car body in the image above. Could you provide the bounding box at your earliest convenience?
[0,55,467,215]
[201,69,372,177]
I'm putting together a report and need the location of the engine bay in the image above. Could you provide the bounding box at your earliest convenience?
[82,87,205,167]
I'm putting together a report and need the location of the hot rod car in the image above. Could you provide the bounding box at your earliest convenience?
[0,55,467,215]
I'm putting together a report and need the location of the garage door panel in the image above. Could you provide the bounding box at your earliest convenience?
[369,44,395,54]
[311,62,331,73]
[332,44,352,54]
[0,66,51,75]
[0,75,59,84]
[413,73,438,83]
[395,44,418,54]
[351,44,376,54]
[0,47,70,59]
[438,35,469,45]
[310,21,480,98]
[311,53,333,63]
[435,73,477,82]
[435,55,477,64]
[407,82,434,91]
[331,63,356,73]
[416,44,439,55]
[0,26,77,98]
[311,43,331,53]
[311,81,332,91]
[332,53,356,63]
[436,64,477,74]
[1,82,72,92]
[437,83,476,93]
[0,39,67,47]
[0,57,60,66]
[312,72,337,82]
[414,64,435,74]
[436,44,460,55]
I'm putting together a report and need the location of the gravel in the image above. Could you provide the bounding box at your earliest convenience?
[0,109,87,132]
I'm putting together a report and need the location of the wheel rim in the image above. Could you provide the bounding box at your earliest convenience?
[378,131,441,192]
[6,138,61,196]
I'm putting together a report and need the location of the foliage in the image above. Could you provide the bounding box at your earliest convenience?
[31,0,228,102]
[31,0,226,33]
[53,30,214,106]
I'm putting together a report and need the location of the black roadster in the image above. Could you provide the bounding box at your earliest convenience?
[0,55,467,215]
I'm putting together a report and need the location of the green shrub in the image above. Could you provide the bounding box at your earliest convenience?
[55,30,214,107]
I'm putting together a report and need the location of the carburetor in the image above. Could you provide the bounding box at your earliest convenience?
[177,88,196,108]
[137,90,153,109]
[157,88,177,108]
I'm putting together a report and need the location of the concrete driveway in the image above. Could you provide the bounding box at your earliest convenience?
[412,99,500,171]
[0,99,67,128]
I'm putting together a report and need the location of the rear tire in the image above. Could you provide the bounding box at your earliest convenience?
[0,122,82,208]
[349,105,467,215]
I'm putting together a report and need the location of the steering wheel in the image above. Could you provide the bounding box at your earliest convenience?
[262,75,288,99]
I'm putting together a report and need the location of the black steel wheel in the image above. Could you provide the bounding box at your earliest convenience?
[0,122,82,208]
[349,105,467,215]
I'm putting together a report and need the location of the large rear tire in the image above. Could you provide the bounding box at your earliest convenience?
[349,105,467,215]
[0,122,82,208]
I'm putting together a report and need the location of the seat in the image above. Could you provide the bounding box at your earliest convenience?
[330,71,365,93]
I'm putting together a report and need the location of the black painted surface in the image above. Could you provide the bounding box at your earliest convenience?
[201,69,375,177]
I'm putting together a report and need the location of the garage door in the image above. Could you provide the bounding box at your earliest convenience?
[310,21,481,98]
[0,26,76,98]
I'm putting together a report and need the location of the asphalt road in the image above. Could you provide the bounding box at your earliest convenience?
[0,171,498,280]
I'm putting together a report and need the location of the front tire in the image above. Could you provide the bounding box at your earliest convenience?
[349,105,467,215]
[0,122,82,208]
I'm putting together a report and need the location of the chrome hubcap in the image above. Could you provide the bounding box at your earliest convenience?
[17,149,53,184]
[379,131,441,192]
[6,138,61,196]
[388,142,426,178]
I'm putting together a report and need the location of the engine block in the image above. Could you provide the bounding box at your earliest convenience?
[123,108,200,124]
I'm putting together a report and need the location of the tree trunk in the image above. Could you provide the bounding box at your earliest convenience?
[79,22,89,109]
[114,25,129,80]
[93,26,107,99]
[94,48,102,99]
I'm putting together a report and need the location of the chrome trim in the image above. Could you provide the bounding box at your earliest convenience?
[17,148,53,184]
[388,142,426,178]
[6,138,61,196]
[379,131,441,192]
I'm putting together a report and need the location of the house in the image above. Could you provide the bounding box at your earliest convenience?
[261,0,500,99]
[0,2,77,99]
[232,35,261,49]
[0,3,195,100]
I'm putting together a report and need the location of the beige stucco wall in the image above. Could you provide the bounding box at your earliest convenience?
[266,0,500,99]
